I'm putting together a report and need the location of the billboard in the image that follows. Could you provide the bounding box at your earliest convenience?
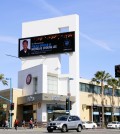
[115,65,120,77]
[18,31,75,57]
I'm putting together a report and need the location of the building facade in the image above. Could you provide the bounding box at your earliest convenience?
[0,15,120,127]
[17,14,80,123]
[79,78,120,125]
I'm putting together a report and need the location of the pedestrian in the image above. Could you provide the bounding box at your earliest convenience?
[22,120,25,129]
[34,120,37,128]
[29,119,33,129]
[3,119,9,130]
[14,119,18,130]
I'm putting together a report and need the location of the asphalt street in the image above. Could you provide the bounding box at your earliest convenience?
[0,128,120,134]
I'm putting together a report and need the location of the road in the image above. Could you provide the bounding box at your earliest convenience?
[0,128,120,134]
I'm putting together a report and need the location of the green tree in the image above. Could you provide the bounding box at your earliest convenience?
[107,78,119,121]
[91,71,111,128]
[0,74,8,85]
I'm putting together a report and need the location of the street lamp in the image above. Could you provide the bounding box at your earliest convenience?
[67,78,74,115]
[6,78,12,128]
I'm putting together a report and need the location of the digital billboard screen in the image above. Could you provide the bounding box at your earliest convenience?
[18,31,75,57]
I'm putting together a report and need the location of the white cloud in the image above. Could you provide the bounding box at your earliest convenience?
[0,35,17,44]
[80,32,113,51]
[39,0,63,16]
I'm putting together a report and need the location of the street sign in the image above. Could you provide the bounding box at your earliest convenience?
[3,104,7,109]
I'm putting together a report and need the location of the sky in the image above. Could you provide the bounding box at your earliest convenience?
[0,0,120,89]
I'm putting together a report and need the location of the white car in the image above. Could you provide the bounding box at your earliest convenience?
[107,121,120,129]
[82,121,97,129]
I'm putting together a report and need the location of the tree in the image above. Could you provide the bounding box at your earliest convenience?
[91,71,111,128]
[0,74,8,85]
[107,78,119,121]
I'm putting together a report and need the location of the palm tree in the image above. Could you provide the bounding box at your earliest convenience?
[107,78,119,122]
[0,74,8,85]
[91,71,111,128]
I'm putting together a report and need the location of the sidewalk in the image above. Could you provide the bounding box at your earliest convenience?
[0,127,46,131]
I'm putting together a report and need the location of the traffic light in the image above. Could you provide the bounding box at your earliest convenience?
[10,103,14,110]
[115,65,120,77]
[66,98,69,111]
[99,112,102,121]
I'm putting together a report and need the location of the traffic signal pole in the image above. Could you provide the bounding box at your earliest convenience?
[6,78,12,128]
[67,78,74,115]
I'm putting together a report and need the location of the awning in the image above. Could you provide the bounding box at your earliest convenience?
[17,93,75,105]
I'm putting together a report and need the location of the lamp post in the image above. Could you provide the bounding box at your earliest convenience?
[6,78,12,128]
[67,78,74,115]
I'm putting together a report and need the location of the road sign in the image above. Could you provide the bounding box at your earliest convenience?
[3,104,7,109]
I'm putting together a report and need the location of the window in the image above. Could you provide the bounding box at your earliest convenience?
[86,84,90,92]
[47,76,58,94]
[33,77,38,94]
[80,83,86,92]
[114,89,120,97]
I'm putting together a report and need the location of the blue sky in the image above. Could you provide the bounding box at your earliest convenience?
[0,0,120,89]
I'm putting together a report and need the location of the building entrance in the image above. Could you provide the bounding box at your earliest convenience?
[23,105,36,122]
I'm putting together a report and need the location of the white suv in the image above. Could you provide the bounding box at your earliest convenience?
[47,115,83,133]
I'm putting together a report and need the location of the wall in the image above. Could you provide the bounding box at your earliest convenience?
[18,64,47,96]
[80,91,120,121]
[21,14,80,116]
[12,89,22,126]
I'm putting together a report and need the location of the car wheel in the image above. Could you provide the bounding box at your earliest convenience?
[83,125,85,129]
[92,125,95,129]
[76,125,82,132]
[61,125,67,133]
[48,129,53,133]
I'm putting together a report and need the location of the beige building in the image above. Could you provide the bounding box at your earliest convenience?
[80,78,120,124]
[0,88,22,126]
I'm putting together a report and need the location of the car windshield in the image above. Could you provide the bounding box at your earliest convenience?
[86,121,92,124]
[55,116,68,121]
[111,121,118,124]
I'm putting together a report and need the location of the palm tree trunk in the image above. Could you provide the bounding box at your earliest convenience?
[111,89,115,121]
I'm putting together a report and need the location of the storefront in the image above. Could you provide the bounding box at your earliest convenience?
[17,93,75,122]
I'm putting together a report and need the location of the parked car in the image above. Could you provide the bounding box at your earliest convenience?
[47,115,83,133]
[82,121,97,129]
[107,121,120,129]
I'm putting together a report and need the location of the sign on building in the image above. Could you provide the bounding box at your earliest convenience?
[18,31,75,57]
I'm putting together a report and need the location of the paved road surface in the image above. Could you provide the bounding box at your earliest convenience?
[0,128,120,134]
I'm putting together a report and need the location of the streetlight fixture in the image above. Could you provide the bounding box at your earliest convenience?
[6,78,12,128]
[67,77,74,115]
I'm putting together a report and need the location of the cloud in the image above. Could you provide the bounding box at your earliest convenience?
[0,35,17,44]
[39,0,63,16]
[80,32,113,51]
